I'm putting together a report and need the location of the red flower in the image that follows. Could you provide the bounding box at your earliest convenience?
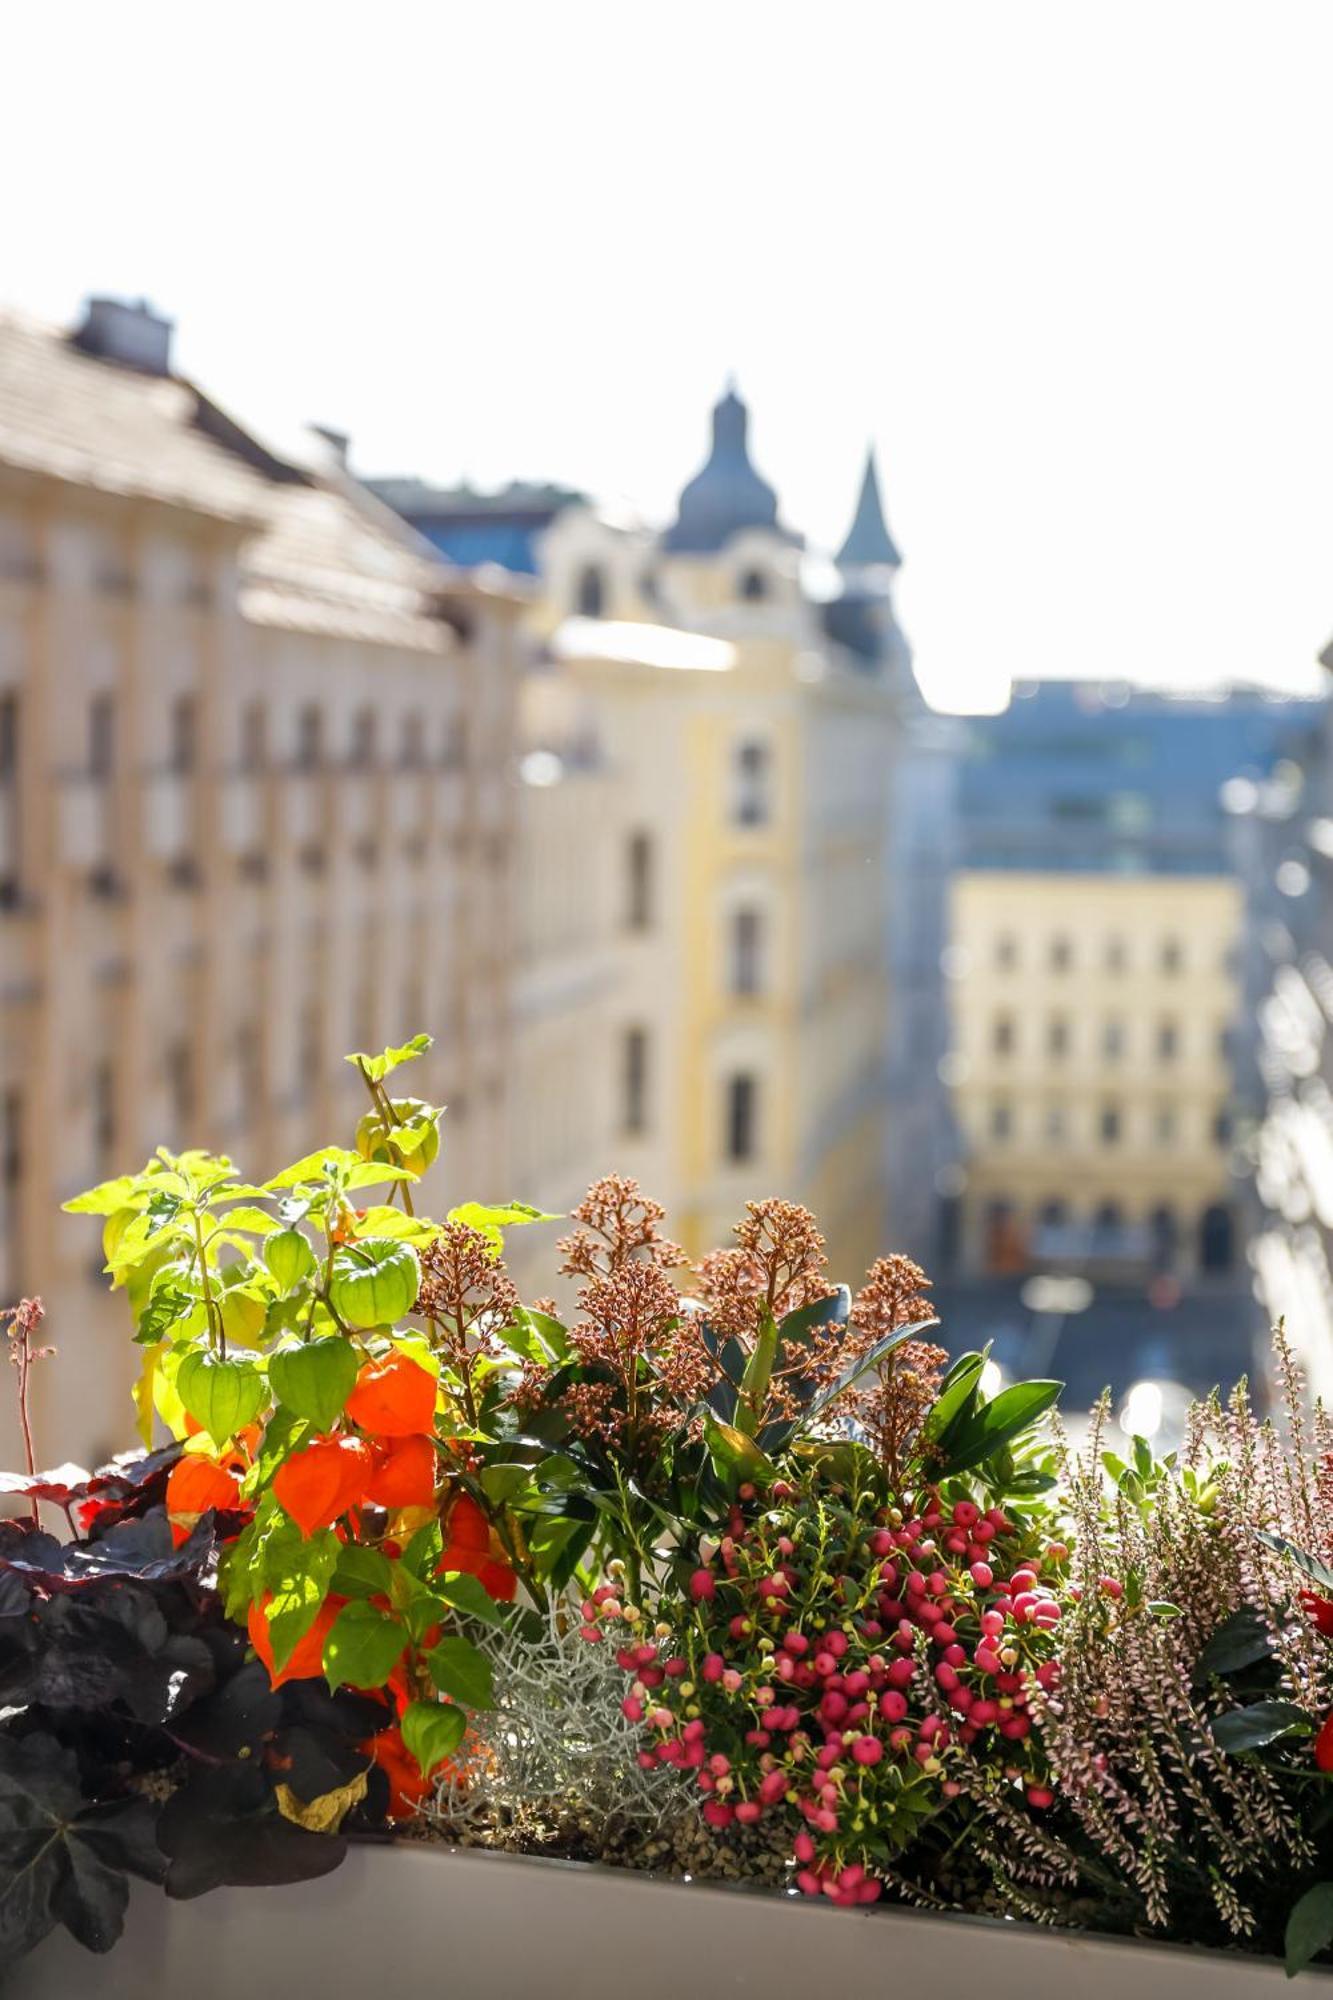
[347,1352,437,1437]
[361,1722,434,1820]
[165,1453,244,1547]
[365,1433,437,1510]
[247,1592,344,1689]
[273,1434,372,1536]
[437,1492,517,1603]
[1301,1590,1333,1639]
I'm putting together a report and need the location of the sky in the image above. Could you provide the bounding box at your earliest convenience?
[5,0,1333,711]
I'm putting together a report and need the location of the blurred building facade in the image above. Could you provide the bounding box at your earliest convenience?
[0,298,526,1466]
[945,683,1317,1282]
[1229,680,1333,1397]
[387,388,916,1285]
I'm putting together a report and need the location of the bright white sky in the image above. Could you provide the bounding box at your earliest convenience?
[6,0,1333,711]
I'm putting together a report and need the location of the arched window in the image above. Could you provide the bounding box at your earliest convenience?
[1149,1204,1178,1270]
[1093,1200,1123,1238]
[739,567,768,602]
[1099,1102,1122,1146]
[733,739,772,827]
[623,1027,649,1135]
[731,906,764,995]
[993,1013,1015,1056]
[1050,935,1072,973]
[1038,1198,1068,1229]
[725,1073,759,1163]
[349,706,376,768]
[576,564,606,618]
[1199,1203,1234,1272]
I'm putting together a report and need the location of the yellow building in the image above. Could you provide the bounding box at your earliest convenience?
[518,388,907,1282]
[0,297,525,1468]
[949,870,1241,1277]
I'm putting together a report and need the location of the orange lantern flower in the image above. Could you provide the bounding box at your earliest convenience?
[165,1453,243,1547]
[437,1491,517,1603]
[366,1433,437,1510]
[273,1433,372,1536]
[247,1591,344,1689]
[360,1721,435,1820]
[346,1351,437,1437]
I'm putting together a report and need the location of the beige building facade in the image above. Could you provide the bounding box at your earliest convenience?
[0,299,524,1468]
[949,871,1241,1277]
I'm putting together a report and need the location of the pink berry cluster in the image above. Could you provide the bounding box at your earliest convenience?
[607,1483,1071,1907]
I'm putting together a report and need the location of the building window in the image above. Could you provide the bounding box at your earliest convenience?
[990,1100,1012,1142]
[1098,1102,1121,1145]
[1038,1198,1068,1230]
[440,715,468,771]
[91,1060,115,1167]
[169,694,197,774]
[731,907,764,996]
[1161,937,1183,975]
[995,933,1017,972]
[993,1013,1015,1057]
[349,707,377,768]
[299,1002,321,1096]
[725,1073,759,1163]
[1093,1200,1123,1239]
[0,692,18,780]
[1213,1106,1233,1148]
[576,565,606,618]
[236,1024,263,1109]
[240,701,267,772]
[733,739,772,828]
[1106,935,1126,974]
[1157,1019,1179,1063]
[623,1026,649,1136]
[399,713,424,768]
[165,1039,194,1133]
[295,705,322,771]
[89,693,115,777]
[1047,1016,1069,1060]
[1049,935,1072,973]
[1154,1104,1176,1147]
[1,1087,21,1202]
[739,567,768,602]
[1150,1204,1178,1270]
[626,831,653,932]
[1200,1203,1234,1272]
[1102,1018,1124,1062]
[1044,1103,1066,1144]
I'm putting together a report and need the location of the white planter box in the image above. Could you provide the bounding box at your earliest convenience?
[9,1839,1329,1998]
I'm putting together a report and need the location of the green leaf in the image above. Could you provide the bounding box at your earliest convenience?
[401,1519,444,1578]
[348,1205,439,1246]
[735,1311,779,1436]
[436,1570,505,1628]
[923,1348,989,1442]
[215,1205,281,1238]
[135,1278,196,1348]
[218,1286,269,1347]
[806,1316,941,1423]
[777,1286,849,1349]
[269,1337,358,1430]
[1195,1607,1273,1680]
[425,1635,495,1709]
[322,1601,408,1691]
[400,1698,467,1778]
[62,1174,143,1216]
[346,1034,433,1083]
[331,1544,396,1601]
[1287,1883,1333,1976]
[1255,1528,1333,1594]
[265,1227,317,1289]
[934,1378,1062,1476]
[502,1306,570,1366]
[703,1413,777,1492]
[448,1200,559,1233]
[263,1147,410,1193]
[266,1528,341,1671]
[176,1350,266,1445]
[1211,1700,1309,1752]
[328,1238,421,1328]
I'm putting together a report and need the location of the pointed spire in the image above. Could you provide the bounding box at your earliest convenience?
[836,446,901,571]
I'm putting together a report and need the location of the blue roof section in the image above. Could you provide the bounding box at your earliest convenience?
[663,385,798,554]
[366,478,585,578]
[957,682,1325,874]
[414,520,545,574]
[837,447,901,570]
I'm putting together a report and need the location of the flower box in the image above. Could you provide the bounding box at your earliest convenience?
[9,1841,1330,1999]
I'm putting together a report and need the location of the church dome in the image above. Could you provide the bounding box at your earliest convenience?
[662,385,794,554]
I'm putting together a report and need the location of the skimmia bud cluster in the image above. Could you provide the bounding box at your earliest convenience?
[610,1482,1070,1904]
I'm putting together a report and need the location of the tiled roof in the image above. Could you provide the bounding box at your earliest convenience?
[0,310,460,653]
